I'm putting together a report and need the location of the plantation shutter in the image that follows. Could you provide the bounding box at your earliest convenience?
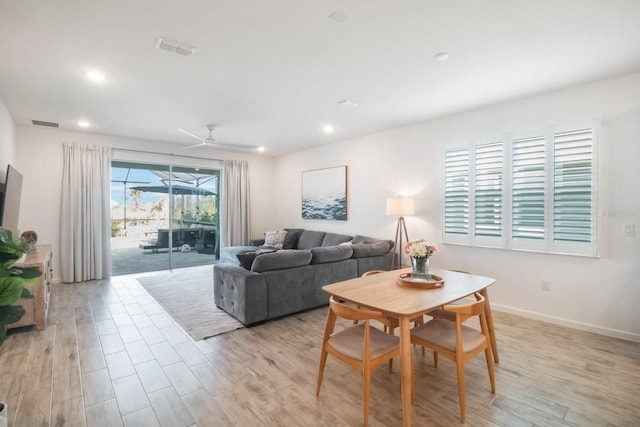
[512,136,546,241]
[444,148,470,238]
[443,120,596,256]
[553,128,593,243]
[474,142,503,237]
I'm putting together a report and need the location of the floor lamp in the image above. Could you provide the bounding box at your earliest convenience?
[387,196,414,269]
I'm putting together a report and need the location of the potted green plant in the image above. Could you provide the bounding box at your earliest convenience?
[195,237,205,252]
[0,228,40,345]
[0,228,38,426]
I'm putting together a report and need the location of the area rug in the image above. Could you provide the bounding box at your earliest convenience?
[136,265,244,340]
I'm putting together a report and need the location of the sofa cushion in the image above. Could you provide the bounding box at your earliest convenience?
[321,232,352,247]
[297,230,326,250]
[251,250,313,272]
[283,228,304,249]
[351,241,391,258]
[352,235,395,251]
[310,245,353,264]
[264,230,287,249]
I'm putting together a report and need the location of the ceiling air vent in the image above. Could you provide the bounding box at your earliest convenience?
[32,120,59,128]
[155,37,196,57]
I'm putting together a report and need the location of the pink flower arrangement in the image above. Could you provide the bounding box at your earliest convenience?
[404,239,437,259]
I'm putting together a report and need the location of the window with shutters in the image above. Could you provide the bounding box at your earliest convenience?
[443,121,597,257]
[444,148,470,238]
[474,142,503,241]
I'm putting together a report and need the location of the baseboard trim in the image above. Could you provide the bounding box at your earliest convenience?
[491,303,640,343]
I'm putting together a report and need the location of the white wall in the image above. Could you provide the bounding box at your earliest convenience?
[9,72,640,341]
[0,97,16,172]
[273,72,640,341]
[15,126,277,283]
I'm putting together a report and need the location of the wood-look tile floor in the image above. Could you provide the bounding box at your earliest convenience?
[1,268,639,426]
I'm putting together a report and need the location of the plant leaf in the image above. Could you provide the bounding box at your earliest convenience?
[9,266,42,281]
[21,287,33,299]
[0,304,26,327]
[0,276,25,306]
[0,228,32,269]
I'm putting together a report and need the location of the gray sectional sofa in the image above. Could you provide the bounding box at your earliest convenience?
[213,228,394,325]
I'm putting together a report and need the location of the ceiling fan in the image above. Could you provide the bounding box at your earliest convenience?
[177,124,262,151]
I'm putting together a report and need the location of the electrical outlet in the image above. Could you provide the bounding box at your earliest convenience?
[541,280,551,291]
[624,224,635,237]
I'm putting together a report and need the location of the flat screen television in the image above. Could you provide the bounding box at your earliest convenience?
[0,164,24,234]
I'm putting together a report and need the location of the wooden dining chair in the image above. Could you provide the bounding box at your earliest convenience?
[427,270,500,363]
[410,292,495,423]
[426,270,472,322]
[316,296,401,427]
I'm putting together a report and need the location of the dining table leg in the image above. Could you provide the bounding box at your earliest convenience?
[400,314,412,426]
[478,288,499,363]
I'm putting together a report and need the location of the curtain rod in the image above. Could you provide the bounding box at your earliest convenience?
[112,147,225,162]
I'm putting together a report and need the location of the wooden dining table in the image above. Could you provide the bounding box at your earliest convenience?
[322,268,498,427]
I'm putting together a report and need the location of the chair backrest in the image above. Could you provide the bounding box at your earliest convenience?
[442,292,485,317]
[329,296,383,322]
[362,270,385,277]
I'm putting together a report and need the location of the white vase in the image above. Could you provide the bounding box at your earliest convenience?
[0,401,8,427]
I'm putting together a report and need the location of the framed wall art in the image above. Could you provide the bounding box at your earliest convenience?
[301,166,347,220]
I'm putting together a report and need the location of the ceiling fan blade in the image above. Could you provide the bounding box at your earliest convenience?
[177,128,205,142]
[212,142,261,151]
[182,142,207,149]
[178,125,261,151]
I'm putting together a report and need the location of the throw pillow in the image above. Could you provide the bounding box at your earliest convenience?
[236,251,258,270]
[264,230,287,250]
[236,248,278,270]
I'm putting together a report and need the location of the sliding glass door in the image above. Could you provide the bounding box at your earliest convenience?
[110,161,220,275]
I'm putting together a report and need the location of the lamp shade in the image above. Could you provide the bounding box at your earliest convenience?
[386,196,414,216]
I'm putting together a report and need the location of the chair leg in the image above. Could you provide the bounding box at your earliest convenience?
[485,346,496,393]
[316,349,328,397]
[455,357,466,423]
[433,351,438,368]
[363,367,371,427]
[388,324,395,372]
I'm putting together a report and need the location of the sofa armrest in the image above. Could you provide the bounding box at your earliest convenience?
[249,238,266,246]
[213,264,268,325]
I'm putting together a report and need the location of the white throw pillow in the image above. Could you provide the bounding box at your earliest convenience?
[264,230,287,250]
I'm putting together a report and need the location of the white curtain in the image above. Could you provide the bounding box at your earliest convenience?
[60,143,112,282]
[221,160,251,247]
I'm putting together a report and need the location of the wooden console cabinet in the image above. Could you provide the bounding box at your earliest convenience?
[8,244,53,331]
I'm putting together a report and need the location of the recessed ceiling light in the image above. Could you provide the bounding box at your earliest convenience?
[77,120,91,128]
[257,146,266,152]
[433,52,449,62]
[85,71,106,82]
[323,124,334,134]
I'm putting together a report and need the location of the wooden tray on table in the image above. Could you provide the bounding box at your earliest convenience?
[396,273,445,289]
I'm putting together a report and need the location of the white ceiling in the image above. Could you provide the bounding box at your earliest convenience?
[1,0,639,156]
